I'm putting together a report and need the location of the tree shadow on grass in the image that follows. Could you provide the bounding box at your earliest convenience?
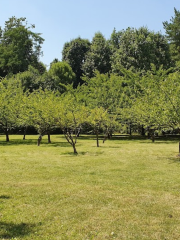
[0,138,70,147]
[0,195,10,199]
[61,150,104,156]
[139,139,180,144]
[45,141,71,148]
[0,139,37,146]
[168,155,180,164]
[0,222,36,239]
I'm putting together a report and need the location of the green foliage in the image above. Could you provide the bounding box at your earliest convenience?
[163,8,180,62]
[82,32,111,78]
[82,71,125,111]
[27,89,58,136]
[47,61,75,92]
[62,37,90,87]
[56,92,88,153]
[110,27,172,73]
[0,16,44,76]
[129,67,180,137]
[0,78,24,140]
[15,65,43,92]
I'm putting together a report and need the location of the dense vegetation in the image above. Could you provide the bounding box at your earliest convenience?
[0,8,180,154]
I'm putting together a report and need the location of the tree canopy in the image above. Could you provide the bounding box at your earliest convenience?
[163,8,180,62]
[0,16,44,77]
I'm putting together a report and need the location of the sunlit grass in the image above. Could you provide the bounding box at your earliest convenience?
[0,134,180,239]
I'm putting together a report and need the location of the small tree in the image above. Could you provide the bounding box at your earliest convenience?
[27,89,58,146]
[56,93,88,154]
[87,107,109,147]
[0,78,23,141]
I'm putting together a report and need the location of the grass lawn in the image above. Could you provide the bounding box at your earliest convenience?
[0,134,180,240]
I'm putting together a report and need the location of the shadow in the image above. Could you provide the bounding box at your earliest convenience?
[138,136,180,144]
[0,139,37,146]
[0,134,179,146]
[0,221,36,239]
[0,195,10,199]
[0,138,70,148]
[168,156,180,164]
[108,135,180,144]
[77,135,98,140]
[61,150,104,156]
[47,141,72,148]
[61,152,78,156]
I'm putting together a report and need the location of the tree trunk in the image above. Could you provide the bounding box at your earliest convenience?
[96,131,99,147]
[72,143,78,154]
[179,141,180,154]
[126,126,129,134]
[37,135,42,146]
[47,131,51,143]
[103,135,107,143]
[108,132,112,139]
[141,125,145,136]
[5,129,9,142]
[23,127,27,140]
[129,123,132,136]
[151,134,155,142]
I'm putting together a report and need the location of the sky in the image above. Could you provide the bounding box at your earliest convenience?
[1,0,180,68]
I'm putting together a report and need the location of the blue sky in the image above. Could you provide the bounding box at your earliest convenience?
[1,0,180,68]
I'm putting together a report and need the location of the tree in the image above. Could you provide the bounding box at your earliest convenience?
[129,66,175,141]
[56,92,88,154]
[158,71,180,152]
[26,89,58,146]
[0,16,44,77]
[87,107,109,147]
[163,8,180,62]
[82,32,111,78]
[81,72,125,141]
[46,61,75,92]
[0,78,24,141]
[62,38,90,87]
[110,27,172,73]
[15,65,44,92]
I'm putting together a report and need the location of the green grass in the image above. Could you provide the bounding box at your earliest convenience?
[0,134,180,239]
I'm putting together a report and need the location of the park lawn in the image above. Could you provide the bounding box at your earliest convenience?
[0,134,180,240]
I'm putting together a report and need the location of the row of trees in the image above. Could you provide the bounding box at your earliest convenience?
[0,75,120,153]
[1,66,180,153]
[1,8,180,154]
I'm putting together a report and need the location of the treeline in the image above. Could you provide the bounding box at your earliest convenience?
[1,67,180,153]
[0,8,180,154]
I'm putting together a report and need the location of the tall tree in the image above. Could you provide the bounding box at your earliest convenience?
[62,37,90,87]
[0,16,44,77]
[110,27,172,73]
[163,8,180,62]
[82,32,111,78]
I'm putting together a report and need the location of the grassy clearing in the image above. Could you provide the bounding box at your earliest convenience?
[0,134,180,239]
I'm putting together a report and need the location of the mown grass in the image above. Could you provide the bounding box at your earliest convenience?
[0,134,180,239]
